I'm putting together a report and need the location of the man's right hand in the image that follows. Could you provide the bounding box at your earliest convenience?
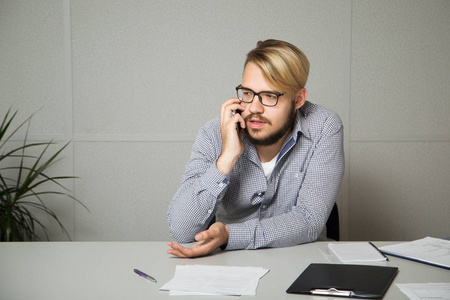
[216,98,246,175]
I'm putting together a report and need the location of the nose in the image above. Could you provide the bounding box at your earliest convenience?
[248,95,265,114]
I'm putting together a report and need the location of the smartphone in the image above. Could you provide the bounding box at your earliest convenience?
[235,109,242,133]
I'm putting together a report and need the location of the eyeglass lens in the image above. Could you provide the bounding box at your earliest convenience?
[236,88,278,106]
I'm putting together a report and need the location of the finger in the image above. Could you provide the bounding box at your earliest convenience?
[229,103,245,117]
[173,239,216,258]
[167,248,187,258]
[167,241,184,252]
[195,231,209,242]
[171,245,203,258]
[232,112,246,130]
[195,233,203,242]
[195,226,219,241]
[167,242,184,252]
[221,99,242,118]
[167,243,189,258]
[168,241,204,257]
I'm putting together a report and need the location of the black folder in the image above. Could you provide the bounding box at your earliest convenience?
[286,263,398,298]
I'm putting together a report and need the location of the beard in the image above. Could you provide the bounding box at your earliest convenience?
[245,101,297,147]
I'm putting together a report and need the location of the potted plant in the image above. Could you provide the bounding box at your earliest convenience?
[0,109,87,241]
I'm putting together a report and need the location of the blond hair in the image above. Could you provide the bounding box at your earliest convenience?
[245,39,310,97]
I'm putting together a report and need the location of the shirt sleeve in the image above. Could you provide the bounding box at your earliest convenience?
[225,112,345,250]
[167,118,229,243]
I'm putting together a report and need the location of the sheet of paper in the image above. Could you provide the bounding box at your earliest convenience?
[328,242,388,263]
[159,265,269,296]
[379,237,450,269]
[396,283,450,300]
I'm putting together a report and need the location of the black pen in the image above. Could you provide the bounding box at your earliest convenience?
[369,242,389,261]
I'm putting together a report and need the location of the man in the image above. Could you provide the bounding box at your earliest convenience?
[167,39,344,258]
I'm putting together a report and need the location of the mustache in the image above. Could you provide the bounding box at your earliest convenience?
[244,114,271,125]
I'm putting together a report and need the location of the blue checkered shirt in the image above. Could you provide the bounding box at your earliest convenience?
[168,101,344,250]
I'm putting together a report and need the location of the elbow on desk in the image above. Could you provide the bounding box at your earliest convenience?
[167,214,198,243]
[168,227,196,244]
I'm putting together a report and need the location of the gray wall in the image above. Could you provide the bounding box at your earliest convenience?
[1,0,449,242]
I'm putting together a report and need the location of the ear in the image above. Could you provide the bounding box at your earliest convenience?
[294,88,307,110]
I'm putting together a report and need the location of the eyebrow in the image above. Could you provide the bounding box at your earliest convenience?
[240,85,281,94]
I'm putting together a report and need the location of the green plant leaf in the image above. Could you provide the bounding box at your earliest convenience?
[1,109,88,242]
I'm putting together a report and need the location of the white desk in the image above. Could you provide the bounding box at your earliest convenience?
[1,241,449,299]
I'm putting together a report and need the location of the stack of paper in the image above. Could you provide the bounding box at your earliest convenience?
[160,265,269,296]
[328,242,388,263]
[396,283,450,300]
[379,237,450,269]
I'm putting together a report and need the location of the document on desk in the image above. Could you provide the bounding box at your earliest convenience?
[159,265,269,296]
[396,283,450,300]
[379,237,450,270]
[328,242,388,263]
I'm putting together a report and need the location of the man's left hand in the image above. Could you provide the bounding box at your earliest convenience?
[167,222,229,258]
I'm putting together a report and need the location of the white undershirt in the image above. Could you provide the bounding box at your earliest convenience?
[261,154,278,179]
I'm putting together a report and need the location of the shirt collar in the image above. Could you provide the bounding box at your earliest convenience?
[289,101,312,142]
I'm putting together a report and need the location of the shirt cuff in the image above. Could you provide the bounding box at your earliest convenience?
[223,222,253,250]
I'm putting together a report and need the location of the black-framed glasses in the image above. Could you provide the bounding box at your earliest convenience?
[235,85,284,107]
